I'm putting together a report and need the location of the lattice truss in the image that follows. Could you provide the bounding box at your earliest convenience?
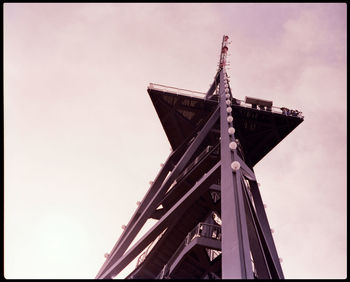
[96,35,303,279]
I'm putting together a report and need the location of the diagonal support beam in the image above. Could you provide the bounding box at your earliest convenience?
[205,70,221,100]
[99,161,221,279]
[236,154,256,181]
[96,106,220,279]
[249,180,284,279]
[96,153,173,278]
[241,177,272,279]
[95,131,195,278]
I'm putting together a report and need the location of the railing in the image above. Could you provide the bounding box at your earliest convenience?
[158,223,221,279]
[187,222,222,242]
[148,83,206,99]
[148,83,304,119]
[234,98,304,119]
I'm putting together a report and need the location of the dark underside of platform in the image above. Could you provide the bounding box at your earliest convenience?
[148,88,303,168]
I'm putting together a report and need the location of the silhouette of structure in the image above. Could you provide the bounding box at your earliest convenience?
[96,35,303,279]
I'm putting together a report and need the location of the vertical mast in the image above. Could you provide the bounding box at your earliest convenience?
[219,35,254,279]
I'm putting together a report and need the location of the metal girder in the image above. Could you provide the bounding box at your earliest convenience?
[219,68,254,279]
[96,33,302,280]
[241,177,272,279]
[160,142,220,210]
[205,70,220,100]
[150,208,166,220]
[98,161,221,279]
[95,131,194,278]
[95,151,174,278]
[96,107,220,279]
[168,237,221,276]
[249,180,284,279]
[235,154,256,181]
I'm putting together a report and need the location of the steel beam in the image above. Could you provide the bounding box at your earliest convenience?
[98,161,220,279]
[95,132,194,278]
[235,154,256,181]
[249,179,284,279]
[96,108,219,279]
[95,152,172,278]
[205,70,220,100]
[219,68,254,279]
[241,177,271,278]
[168,237,221,275]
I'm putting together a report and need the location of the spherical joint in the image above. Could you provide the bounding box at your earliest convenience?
[228,127,235,134]
[226,107,232,113]
[231,161,241,171]
[227,116,233,123]
[229,141,237,150]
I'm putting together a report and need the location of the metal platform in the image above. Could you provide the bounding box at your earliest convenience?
[148,83,303,167]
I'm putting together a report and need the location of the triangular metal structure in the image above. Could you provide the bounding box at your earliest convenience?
[96,35,303,279]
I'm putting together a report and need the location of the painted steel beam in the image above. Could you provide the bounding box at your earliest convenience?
[236,154,256,181]
[168,237,221,275]
[95,157,173,278]
[219,68,254,279]
[95,133,193,278]
[98,161,221,279]
[205,70,220,100]
[249,179,284,279]
[160,142,220,209]
[241,177,271,279]
[96,107,220,279]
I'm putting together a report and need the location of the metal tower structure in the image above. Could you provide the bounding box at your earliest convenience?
[96,35,304,279]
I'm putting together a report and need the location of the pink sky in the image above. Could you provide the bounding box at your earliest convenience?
[4,3,347,279]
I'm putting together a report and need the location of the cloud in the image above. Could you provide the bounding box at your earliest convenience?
[4,3,347,279]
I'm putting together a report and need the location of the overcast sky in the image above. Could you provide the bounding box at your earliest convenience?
[4,3,346,279]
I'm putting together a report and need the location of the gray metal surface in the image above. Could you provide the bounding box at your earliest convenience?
[219,68,254,279]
